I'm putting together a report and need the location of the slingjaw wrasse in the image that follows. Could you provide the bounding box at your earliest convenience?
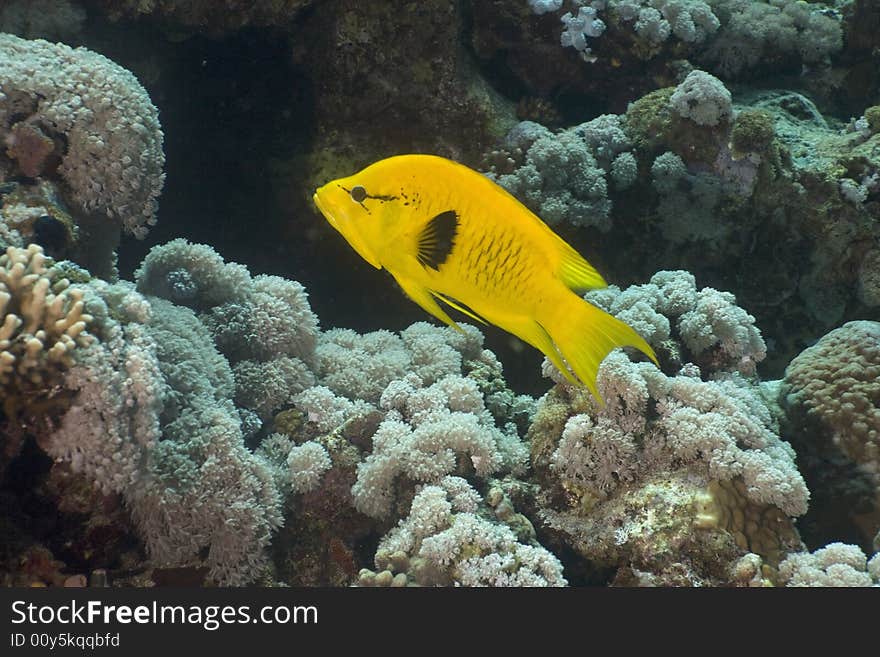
[313,154,657,404]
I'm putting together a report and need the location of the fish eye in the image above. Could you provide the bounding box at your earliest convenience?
[350,185,367,203]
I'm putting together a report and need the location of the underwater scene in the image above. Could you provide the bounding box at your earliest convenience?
[0,0,878,589]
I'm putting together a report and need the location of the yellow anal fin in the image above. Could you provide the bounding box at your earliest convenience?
[557,241,607,292]
[393,273,462,331]
[433,292,488,325]
[489,312,580,388]
[524,321,580,388]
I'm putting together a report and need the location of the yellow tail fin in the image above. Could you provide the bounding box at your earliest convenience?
[539,291,658,405]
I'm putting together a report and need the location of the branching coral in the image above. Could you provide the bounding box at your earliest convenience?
[0,244,92,417]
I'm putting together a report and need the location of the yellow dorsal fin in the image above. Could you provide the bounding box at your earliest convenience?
[433,292,488,325]
[556,240,607,292]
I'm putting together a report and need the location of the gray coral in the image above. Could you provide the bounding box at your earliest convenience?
[0,34,165,238]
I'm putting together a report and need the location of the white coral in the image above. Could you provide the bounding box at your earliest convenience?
[578,270,766,377]
[670,69,732,126]
[352,373,526,519]
[678,287,766,374]
[287,441,332,494]
[545,341,808,517]
[779,543,878,587]
[378,484,566,587]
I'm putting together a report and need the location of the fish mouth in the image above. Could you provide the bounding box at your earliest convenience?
[313,191,333,226]
[313,188,382,270]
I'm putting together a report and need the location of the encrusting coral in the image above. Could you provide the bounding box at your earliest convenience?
[779,321,880,550]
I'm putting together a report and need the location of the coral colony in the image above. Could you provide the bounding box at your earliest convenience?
[1,0,879,587]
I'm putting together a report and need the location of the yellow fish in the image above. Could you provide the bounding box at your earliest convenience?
[313,154,657,403]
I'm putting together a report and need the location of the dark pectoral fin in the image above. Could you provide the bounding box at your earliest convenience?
[417,210,459,270]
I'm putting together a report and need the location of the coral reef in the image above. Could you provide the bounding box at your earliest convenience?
[698,0,842,78]
[0,241,321,585]
[470,0,842,110]
[351,372,528,520]
[484,115,632,230]
[1,237,539,587]
[481,62,879,377]
[527,273,806,584]
[578,270,766,375]
[1,0,878,592]
[289,0,516,203]
[40,283,285,585]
